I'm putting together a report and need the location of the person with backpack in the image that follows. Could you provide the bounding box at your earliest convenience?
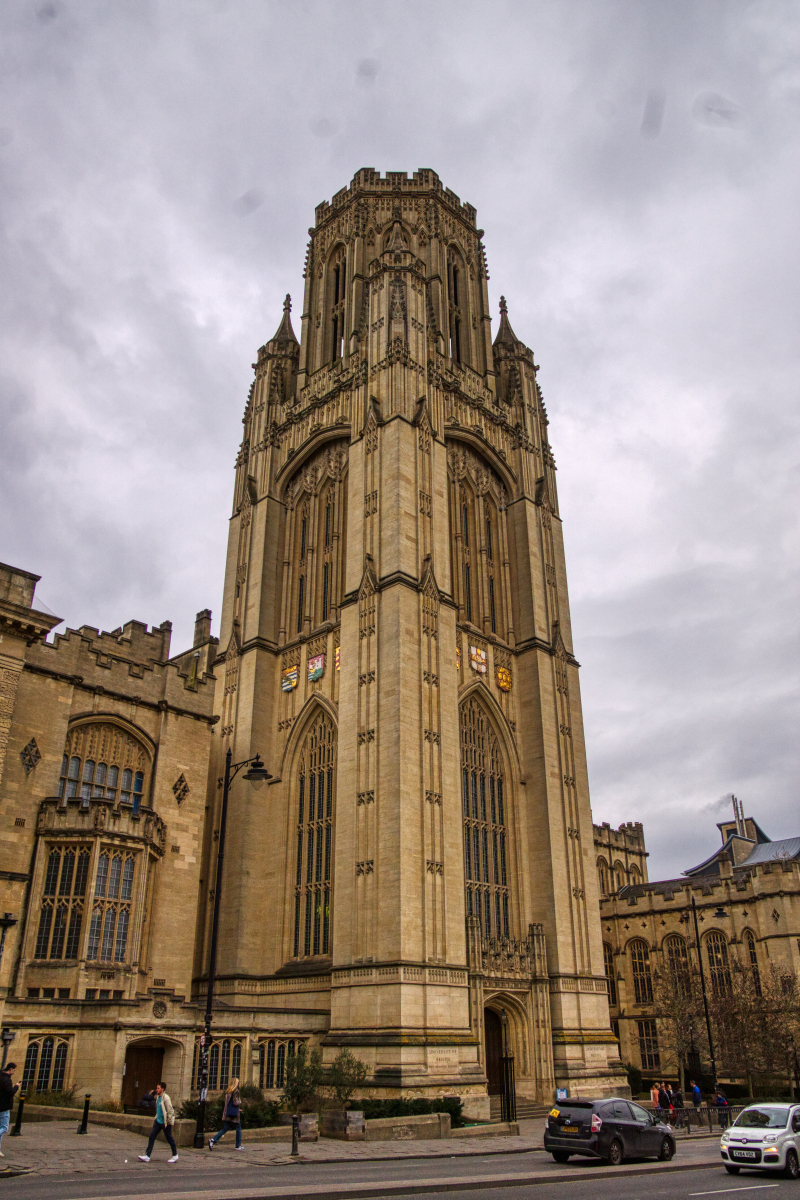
[208,1076,243,1150]
[715,1088,730,1129]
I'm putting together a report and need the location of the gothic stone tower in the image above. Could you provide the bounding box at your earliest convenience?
[207,168,623,1114]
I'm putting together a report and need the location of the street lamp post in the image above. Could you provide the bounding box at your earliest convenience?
[689,896,722,1093]
[193,750,272,1149]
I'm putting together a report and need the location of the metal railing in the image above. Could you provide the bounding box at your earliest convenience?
[652,1104,745,1134]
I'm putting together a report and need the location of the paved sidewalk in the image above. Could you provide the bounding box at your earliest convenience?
[0,1120,537,1177]
[0,1116,724,1178]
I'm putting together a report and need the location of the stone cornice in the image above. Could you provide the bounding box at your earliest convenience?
[0,603,62,646]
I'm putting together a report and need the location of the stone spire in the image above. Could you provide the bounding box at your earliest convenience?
[270,294,298,345]
[492,295,519,347]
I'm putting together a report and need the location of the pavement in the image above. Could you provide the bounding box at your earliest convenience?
[0,1116,730,1200]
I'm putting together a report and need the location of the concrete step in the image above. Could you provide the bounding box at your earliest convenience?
[489,1096,548,1120]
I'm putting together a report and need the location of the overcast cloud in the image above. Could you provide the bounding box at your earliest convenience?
[1,0,798,880]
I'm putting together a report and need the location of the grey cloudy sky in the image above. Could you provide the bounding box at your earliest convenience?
[2,0,798,879]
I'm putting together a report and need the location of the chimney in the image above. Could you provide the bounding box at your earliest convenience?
[159,620,172,660]
[194,609,212,647]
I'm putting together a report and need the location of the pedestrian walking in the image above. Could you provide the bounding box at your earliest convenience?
[650,1081,660,1107]
[690,1078,703,1126]
[138,1082,178,1163]
[0,1063,18,1157]
[715,1088,730,1130]
[673,1085,685,1128]
[208,1076,243,1150]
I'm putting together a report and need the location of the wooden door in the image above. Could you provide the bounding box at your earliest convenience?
[484,1008,504,1095]
[122,1046,164,1107]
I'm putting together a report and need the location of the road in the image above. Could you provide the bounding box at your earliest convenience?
[3,1137,787,1200]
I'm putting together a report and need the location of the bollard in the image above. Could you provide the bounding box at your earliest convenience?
[77,1093,91,1135]
[290,1113,300,1158]
[10,1093,26,1137]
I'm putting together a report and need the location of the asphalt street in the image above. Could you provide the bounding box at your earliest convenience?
[0,1139,772,1200]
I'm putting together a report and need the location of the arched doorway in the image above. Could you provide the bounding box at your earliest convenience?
[122,1040,164,1107]
[484,1008,504,1095]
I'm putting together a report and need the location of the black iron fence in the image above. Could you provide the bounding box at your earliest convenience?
[499,1054,516,1123]
[652,1104,745,1133]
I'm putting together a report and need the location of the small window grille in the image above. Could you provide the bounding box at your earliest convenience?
[20,738,41,774]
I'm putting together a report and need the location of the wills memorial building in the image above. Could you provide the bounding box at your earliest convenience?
[0,169,623,1116]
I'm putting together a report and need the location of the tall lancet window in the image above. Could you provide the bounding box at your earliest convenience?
[447,247,465,365]
[329,246,347,362]
[293,711,336,959]
[460,698,510,938]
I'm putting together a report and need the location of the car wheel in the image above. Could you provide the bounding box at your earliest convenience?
[552,1151,570,1163]
[659,1137,674,1161]
[607,1139,624,1167]
[785,1149,799,1180]
[724,1165,740,1175]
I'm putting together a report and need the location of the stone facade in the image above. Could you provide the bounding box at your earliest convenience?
[597,802,800,1084]
[0,169,626,1113]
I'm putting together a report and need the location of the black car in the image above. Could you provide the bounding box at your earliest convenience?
[544,1097,676,1165]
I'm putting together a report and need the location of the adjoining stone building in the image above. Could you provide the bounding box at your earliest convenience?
[597,801,800,1085]
[0,168,628,1113]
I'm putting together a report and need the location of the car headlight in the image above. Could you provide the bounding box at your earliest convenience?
[721,1132,730,1142]
[763,1136,778,1144]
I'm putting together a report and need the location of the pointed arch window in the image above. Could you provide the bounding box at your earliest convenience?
[603,942,617,1007]
[284,446,348,642]
[21,1037,69,1093]
[58,723,149,811]
[744,930,761,996]
[664,933,690,997]
[329,246,347,362]
[447,248,464,364]
[293,711,336,959]
[629,938,653,1003]
[460,698,510,938]
[597,858,608,896]
[448,449,509,643]
[705,931,731,996]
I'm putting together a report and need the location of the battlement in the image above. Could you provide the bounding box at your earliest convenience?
[69,618,173,666]
[315,167,477,228]
[594,820,647,852]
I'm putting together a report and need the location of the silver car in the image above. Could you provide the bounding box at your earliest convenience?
[720,1102,800,1178]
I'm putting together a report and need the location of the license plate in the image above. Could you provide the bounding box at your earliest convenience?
[734,1151,757,1159]
[561,1125,579,1133]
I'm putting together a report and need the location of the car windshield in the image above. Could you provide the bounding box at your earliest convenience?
[734,1107,789,1129]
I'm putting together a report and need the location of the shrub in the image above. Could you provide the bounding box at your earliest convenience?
[24,1087,78,1108]
[326,1049,368,1107]
[178,1090,280,1129]
[282,1043,323,1112]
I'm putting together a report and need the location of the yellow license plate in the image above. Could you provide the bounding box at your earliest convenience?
[561,1124,579,1133]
